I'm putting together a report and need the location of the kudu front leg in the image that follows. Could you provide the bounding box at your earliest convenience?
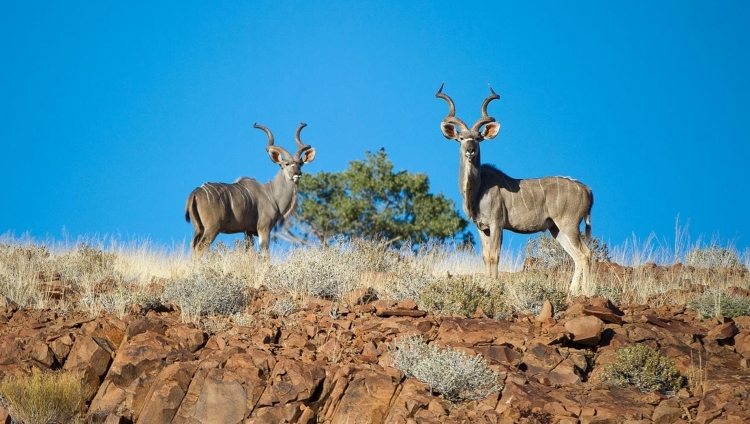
[478,227,501,278]
[257,229,271,258]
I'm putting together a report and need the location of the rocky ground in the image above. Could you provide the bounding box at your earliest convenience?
[2,279,750,424]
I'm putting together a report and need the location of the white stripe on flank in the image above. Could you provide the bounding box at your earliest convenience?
[201,185,212,203]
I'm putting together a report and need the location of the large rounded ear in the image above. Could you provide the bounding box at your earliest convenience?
[300,148,316,164]
[440,122,460,140]
[481,122,501,140]
[267,147,285,165]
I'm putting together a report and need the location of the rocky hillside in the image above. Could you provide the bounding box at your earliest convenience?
[2,281,750,424]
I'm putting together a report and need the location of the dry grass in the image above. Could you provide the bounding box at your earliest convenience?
[0,369,89,424]
[1,223,748,321]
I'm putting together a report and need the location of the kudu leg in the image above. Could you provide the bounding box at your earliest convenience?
[478,227,501,278]
[551,225,592,296]
[257,230,271,258]
[190,232,203,255]
[244,232,255,250]
[196,226,221,258]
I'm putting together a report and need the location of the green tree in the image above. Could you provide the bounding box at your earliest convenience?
[282,149,473,248]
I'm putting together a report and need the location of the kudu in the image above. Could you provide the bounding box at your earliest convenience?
[436,84,594,295]
[185,123,316,257]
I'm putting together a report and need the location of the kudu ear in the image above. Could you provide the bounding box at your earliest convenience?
[481,122,501,140]
[300,148,316,164]
[267,147,285,165]
[440,122,460,140]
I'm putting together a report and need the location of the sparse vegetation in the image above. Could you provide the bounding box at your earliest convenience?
[599,344,684,394]
[0,369,88,424]
[687,287,750,318]
[419,275,510,318]
[390,335,502,402]
[503,270,569,315]
[163,268,249,324]
[524,232,610,271]
[0,224,749,320]
[685,244,746,269]
[271,297,297,317]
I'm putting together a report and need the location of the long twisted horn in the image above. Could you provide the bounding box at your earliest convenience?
[254,123,292,159]
[435,83,470,132]
[294,122,312,160]
[253,123,274,147]
[471,85,500,132]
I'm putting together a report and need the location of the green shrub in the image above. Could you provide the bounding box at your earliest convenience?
[687,288,750,319]
[684,244,745,269]
[525,233,610,271]
[419,276,510,318]
[390,335,502,402]
[599,344,683,394]
[0,369,87,424]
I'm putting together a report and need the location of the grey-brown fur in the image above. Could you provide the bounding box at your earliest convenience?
[436,84,594,295]
[185,123,316,257]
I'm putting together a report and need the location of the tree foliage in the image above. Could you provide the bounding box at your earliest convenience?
[283,149,472,248]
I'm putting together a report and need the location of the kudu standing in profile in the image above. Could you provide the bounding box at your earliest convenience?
[436,84,594,295]
[185,123,316,257]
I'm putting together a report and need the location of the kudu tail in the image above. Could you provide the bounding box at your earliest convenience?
[584,189,594,239]
[185,193,193,223]
[185,193,201,227]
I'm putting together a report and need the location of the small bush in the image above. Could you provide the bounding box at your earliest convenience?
[504,271,568,316]
[0,369,87,424]
[390,335,502,402]
[525,233,610,271]
[684,244,745,269]
[599,344,683,394]
[264,240,383,298]
[264,238,421,300]
[271,297,297,317]
[55,243,120,283]
[419,276,509,318]
[79,283,162,318]
[163,269,249,323]
[687,288,750,319]
[0,243,56,307]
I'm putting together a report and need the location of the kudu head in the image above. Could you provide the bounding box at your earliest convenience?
[253,122,316,184]
[436,83,501,163]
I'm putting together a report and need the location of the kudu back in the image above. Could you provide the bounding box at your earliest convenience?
[185,123,316,257]
[436,84,594,295]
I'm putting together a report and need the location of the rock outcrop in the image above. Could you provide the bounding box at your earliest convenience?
[1,293,750,423]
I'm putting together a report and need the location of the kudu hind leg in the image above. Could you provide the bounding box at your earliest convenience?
[552,226,591,295]
[195,226,221,258]
[190,220,205,257]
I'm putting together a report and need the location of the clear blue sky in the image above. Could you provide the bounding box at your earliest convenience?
[2,2,749,254]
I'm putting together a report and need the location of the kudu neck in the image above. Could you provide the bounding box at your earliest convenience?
[268,170,299,218]
[458,147,482,220]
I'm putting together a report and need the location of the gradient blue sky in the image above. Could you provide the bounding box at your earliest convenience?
[2,2,749,254]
